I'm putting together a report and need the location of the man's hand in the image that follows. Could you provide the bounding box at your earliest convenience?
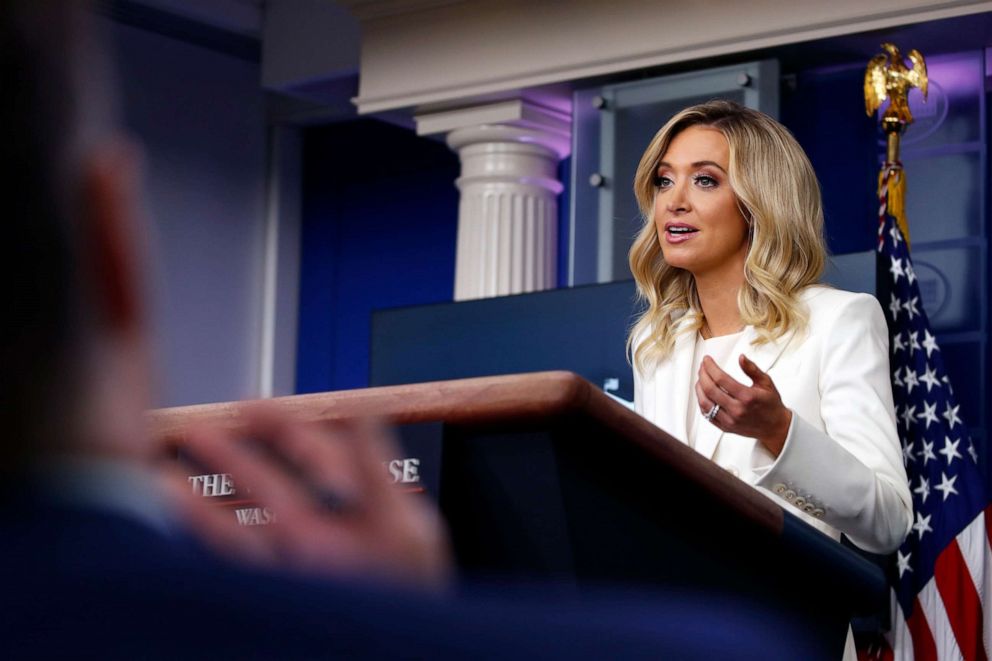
[695,354,792,456]
[162,406,452,591]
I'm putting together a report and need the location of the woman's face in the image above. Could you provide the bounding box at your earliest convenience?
[653,125,749,284]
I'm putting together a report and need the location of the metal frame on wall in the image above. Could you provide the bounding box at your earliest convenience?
[568,60,778,286]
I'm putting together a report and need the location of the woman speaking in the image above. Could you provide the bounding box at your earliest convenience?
[629,100,912,557]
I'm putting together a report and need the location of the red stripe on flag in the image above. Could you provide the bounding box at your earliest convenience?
[934,539,988,661]
[907,597,938,661]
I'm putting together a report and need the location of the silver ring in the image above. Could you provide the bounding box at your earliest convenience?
[704,404,720,421]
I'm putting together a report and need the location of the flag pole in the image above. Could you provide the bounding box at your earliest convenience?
[864,42,928,249]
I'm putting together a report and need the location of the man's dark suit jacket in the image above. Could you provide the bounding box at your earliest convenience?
[0,488,823,660]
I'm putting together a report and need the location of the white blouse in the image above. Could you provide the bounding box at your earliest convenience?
[686,330,743,451]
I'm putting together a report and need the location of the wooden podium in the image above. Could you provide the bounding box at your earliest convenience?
[151,371,886,656]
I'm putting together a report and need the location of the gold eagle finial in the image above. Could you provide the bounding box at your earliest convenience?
[864,42,929,127]
[866,44,928,248]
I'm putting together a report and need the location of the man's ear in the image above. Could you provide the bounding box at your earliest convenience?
[79,140,146,333]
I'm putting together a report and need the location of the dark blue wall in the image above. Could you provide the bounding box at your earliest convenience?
[296,121,573,393]
[295,119,460,393]
[780,66,879,256]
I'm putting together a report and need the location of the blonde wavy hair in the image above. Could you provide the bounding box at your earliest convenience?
[628,100,827,372]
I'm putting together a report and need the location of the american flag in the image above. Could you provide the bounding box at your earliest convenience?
[875,166,991,660]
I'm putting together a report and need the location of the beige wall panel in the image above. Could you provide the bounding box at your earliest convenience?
[350,0,992,113]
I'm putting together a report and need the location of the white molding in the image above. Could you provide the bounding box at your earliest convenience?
[353,0,992,114]
[415,99,569,138]
[416,99,571,157]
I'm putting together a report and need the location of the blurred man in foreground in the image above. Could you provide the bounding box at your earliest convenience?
[0,3,822,659]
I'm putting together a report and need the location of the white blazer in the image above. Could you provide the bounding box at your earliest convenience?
[633,286,913,554]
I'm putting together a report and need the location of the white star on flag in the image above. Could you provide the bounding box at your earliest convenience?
[913,511,933,539]
[907,331,921,356]
[942,403,962,429]
[921,439,936,466]
[935,472,959,501]
[905,262,916,285]
[902,441,916,465]
[919,365,940,392]
[913,475,929,504]
[890,256,905,281]
[889,224,902,246]
[917,401,938,429]
[900,405,917,430]
[892,333,905,353]
[922,329,939,358]
[894,370,904,388]
[903,296,920,320]
[897,550,912,578]
[939,436,962,465]
[903,368,919,394]
[967,441,978,463]
[889,293,901,320]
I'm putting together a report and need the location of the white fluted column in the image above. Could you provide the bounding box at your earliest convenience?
[448,125,564,300]
[415,100,570,301]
